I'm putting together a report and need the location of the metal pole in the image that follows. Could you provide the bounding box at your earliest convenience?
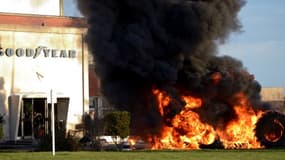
[51,90,55,156]
[59,0,64,16]
[31,99,34,141]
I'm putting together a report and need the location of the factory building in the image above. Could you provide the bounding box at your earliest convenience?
[261,87,285,113]
[0,0,90,141]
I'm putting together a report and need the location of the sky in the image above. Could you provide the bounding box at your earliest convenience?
[64,0,285,90]
[219,0,285,90]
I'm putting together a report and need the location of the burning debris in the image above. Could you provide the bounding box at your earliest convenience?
[77,0,285,149]
[255,111,285,148]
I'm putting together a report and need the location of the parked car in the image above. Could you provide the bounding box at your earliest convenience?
[121,141,133,151]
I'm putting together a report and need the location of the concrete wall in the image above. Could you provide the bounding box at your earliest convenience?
[261,87,285,114]
[261,87,284,101]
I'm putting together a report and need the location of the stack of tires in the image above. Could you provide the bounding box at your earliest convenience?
[255,111,285,148]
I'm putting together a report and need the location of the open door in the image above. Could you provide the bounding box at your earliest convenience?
[18,98,47,139]
[17,97,69,140]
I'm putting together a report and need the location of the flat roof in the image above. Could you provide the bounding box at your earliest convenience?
[0,13,87,28]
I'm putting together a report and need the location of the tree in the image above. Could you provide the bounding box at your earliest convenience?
[104,111,130,150]
[104,111,130,138]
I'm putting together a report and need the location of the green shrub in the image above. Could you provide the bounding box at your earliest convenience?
[104,111,130,139]
[103,111,131,151]
[0,114,4,140]
[38,128,81,151]
[0,124,3,140]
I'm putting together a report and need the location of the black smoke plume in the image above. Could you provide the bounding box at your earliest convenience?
[77,0,271,137]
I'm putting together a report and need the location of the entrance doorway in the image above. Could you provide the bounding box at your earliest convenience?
[17,97,69,140]
[18,98,47,139]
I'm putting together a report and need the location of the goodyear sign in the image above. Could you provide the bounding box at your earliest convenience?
[0,46,76,58]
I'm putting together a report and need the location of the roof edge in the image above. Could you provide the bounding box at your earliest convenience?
[0,13,87,28]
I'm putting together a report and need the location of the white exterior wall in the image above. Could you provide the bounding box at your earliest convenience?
[0,23,89,140]
[0,0,61,16]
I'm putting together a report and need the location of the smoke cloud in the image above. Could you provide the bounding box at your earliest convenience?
[77,0,271,137]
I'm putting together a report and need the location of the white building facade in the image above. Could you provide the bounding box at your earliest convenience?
[0,0,89,141]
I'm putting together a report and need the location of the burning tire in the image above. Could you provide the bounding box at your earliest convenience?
[255,111,285,148]
[199,138,224,149]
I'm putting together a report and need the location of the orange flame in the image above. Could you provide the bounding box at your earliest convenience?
[211,72,222,85]
[150,89,264,149]
[128,138,136,146]
[153,89,171,116]
[217,93,264,149]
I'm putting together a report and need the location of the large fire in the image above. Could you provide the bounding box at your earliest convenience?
[150,89,264,149]
[78,0,285,150]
